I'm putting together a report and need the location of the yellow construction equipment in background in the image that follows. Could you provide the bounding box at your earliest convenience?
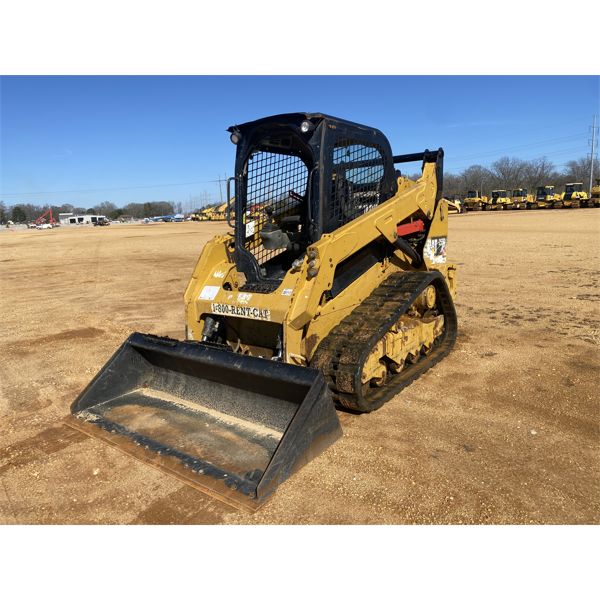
[443,195,463,214]
[591,178,600,207]
[198,207,214,220]
[535,185,558,209]
[463,190,487,211]
[70,113,458,509]
[557,182,587,208]
[488,189,513,210]
[525,190,538,209]
[510,188,529,210]
[211,201,229,220]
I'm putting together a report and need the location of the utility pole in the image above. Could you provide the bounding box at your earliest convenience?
[589,115,598,194]
[217,175,224,204]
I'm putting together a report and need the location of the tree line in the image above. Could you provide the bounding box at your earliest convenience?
[427,156,599,198]
[0,200,178,224]
[1,155,599,224]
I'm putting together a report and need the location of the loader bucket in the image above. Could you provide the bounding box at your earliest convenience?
[68,333,341,510]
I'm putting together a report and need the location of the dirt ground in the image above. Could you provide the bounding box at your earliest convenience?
[1,211,598,525]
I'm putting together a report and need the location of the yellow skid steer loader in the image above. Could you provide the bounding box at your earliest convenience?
[69,113,458,509]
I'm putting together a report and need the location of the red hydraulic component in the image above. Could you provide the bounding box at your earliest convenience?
[396,219,425,237]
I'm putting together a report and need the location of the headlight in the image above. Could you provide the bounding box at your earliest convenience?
[300,120,314,133]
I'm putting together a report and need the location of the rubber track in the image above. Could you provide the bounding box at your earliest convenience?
[310,270,458,413]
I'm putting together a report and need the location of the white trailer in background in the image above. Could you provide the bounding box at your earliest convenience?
[61,214,107,225]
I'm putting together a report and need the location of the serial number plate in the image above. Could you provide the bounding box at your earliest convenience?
[210,303,271,321]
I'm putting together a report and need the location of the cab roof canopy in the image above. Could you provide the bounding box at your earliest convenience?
[227,112,385,137]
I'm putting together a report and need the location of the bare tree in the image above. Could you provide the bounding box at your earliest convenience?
[460,165,493,196]
[490,157,529,191]
[521,157,559,191]
[4,152,596,222]
[442,173,462,197]
[93,201,118,215]
[561,157,600,187]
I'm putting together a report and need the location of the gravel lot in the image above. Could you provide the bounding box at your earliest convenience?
[1,211,598,524]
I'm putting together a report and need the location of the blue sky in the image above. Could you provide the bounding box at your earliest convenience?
[1,76,598,208]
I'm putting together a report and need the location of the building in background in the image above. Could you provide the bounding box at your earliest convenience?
[60,213,107,225]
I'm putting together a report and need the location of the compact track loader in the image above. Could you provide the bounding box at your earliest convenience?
[69,113,458,509]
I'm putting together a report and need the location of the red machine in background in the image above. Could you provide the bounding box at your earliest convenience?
[31,208,58,228]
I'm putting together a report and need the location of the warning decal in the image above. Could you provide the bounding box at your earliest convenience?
[199,285,220,300]
[424,237,447,264]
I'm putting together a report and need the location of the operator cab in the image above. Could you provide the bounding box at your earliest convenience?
[536,185,554,200]
[227,113,398,288]
[564,182,583,198]
[491,190,507,203]
[466,190,479,199]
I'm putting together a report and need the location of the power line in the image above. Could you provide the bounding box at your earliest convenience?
[438,117,590,154]
[0,178,223,198]
[446,145,589,172]
[2,127,594,198]
[589,115,598,193]
[446,133,586,164]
